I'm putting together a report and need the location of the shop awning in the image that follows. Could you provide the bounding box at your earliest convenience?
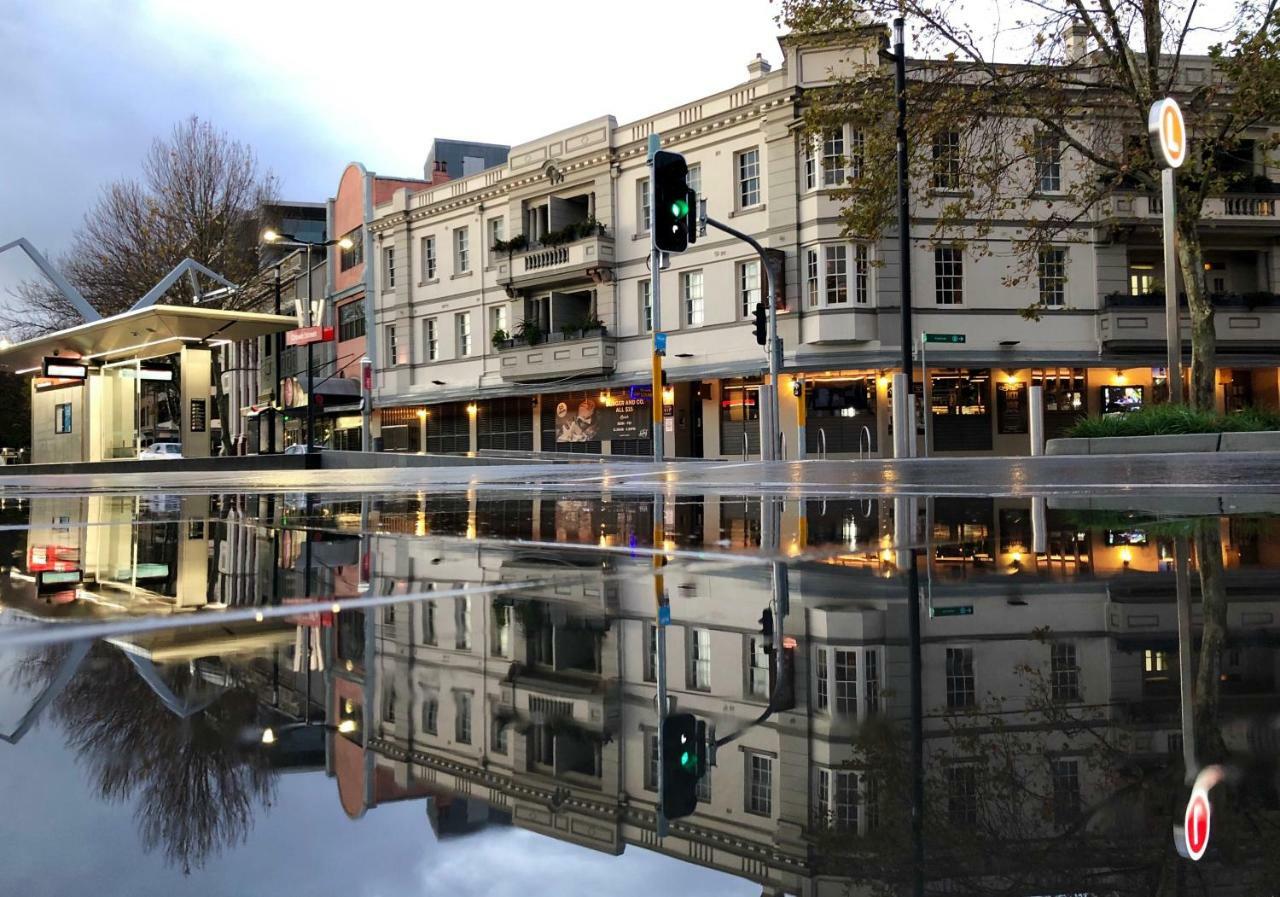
[0,304,298,374]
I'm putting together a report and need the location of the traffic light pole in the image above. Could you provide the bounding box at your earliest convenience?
[648,135,666,464]
[653,490,670,837]
[702,212,781,462]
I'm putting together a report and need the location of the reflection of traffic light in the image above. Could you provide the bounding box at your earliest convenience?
[653,150,697,253]
[769,637,797,712]
[752,301,768,346]
[661,712,707,819]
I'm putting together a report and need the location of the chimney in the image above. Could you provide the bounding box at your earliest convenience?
[1063,20,1089,63]
[747,53,772,79]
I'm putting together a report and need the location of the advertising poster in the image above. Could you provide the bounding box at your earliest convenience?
[555,395,651,442]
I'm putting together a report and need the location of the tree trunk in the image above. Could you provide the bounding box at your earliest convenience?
[1175,215,1216,412]
[1192,522,1228,763]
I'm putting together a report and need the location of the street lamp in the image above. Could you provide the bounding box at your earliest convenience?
[260,718,357,745]
[259,230,355,452]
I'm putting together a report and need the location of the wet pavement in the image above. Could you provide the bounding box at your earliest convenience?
[1,472,1279,895]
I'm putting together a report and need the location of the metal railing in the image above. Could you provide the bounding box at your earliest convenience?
[858,425,873,461]
[817,427,828,460]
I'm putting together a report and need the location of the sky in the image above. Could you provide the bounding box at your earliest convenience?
[0,0,784,306]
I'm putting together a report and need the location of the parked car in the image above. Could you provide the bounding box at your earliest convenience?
[284,444,324,455]
[139,442,184,460]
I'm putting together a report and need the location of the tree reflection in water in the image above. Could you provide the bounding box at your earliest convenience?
[18,642,275,873]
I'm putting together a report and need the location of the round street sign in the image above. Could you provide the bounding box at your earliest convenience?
[1149,97,1187,169]
[1183,786,1211,861]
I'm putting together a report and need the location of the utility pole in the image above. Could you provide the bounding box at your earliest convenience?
[1149,97,1188,404]
[893,17,916,400]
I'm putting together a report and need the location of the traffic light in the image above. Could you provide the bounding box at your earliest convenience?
[661,712,707,819]
[769,637,798,713]
[752,301,768,346]
[653,150,697,253]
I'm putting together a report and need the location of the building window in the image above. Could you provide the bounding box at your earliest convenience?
[489,305,508,341]
[456,312,472,357]
[745,752,773,816]
[737,148,761,208]
[639,279,652,333]
[697,767,712,803]
[455,227,470,273]
[638,178,650,233]
[682,270,704,327]
[848,128,865,180]
[1052,759,1080,825]
[455,597,471,650]
[816,768,858,831]
[645,731,659,791]
[338,301,365,341]
[339,227,363,270]
[854,244,870,304]
[805,248,820,308]
[1051,642,1080,702]
[738,259,761,319]
[946,647,975,708]
[805,134,818,190]
[422,235,437,280]
[1034,131,1062,193]
[421,693,438,735]
[488,216,504,250]
[421,600,436,644]
[689,627,711,690]
[824,245,848,305]
[385,325,399,366]
[822,129,845,186]
[1038,248,1067,307]
[1129,264,1156,295]
[382,685,396,724]
[383,246,396,289]
[383,605,396,625]
[455,692,472,744]
[934,247,964,305]
[424,318,439,362]
[492,604,512,657]
[686,163,702,199]
[54,402,72,434]
[815,646,828,710]
[932,129,962,190]
[748,636,770,698]
[864,648,880,714]
[644,623,657,682]
[834,648,857,714]
[946,764,978,824]
[491,718,508,754]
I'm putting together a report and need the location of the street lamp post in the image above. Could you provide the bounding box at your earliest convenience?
[261,230,353,452]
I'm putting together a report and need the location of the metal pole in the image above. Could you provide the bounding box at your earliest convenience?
[795,377,806,460]
[1162,167,1182,404]
[272,269,281,455]
[653,491,669,837]
[920,337,929,458]
[1175,536,1197,779]
[648,134,665,464]
[907,546,925,897]
[894,17,915,398]
[892,372,911,459]
[306,340,315,451]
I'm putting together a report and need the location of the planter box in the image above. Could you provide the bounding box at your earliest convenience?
[1046,430,1280,455]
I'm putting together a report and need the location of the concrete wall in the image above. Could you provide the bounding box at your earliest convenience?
[30,380,88,464]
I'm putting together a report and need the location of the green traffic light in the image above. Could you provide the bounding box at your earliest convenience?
[680,750,696,771]
[671,199,689,219]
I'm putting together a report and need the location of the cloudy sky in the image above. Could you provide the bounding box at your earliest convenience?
[0,0,783,305]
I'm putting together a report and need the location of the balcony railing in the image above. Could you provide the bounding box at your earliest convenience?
[1103,291,1280,309]
[1108,190,1280,221]
[503,232,614,288]
[496,328,616,382]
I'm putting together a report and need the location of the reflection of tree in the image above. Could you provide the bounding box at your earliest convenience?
[24,643,274,872]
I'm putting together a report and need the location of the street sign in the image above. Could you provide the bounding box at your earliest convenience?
[923,333,965,344]
[42,357,88,379]
[654,332,667,353]
[658,605,671,626]
[285,325,334,347]
[1183,787,1211,861]
[1149,97,1187,169]
[930,605,974,618]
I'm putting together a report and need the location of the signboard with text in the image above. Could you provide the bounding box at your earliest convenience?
[285,325,334,347]
[189,399,207,433]
[554,394,651,443]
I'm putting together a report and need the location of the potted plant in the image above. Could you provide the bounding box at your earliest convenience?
[491,328,508,349]
[515,320,544,346]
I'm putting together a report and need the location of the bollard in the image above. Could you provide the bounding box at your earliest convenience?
[892,372,911,459]
[1031,496,1047,555]
[1029,385,1045,456]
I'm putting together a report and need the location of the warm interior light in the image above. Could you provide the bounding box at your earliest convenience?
[877,375,890,389]
[262,229,280,243]
[466,403,478,415]
[1011,550,1023,564]
[416,409,427,419]
[337,719,357,734]
[1120,547,1133,565]
[338,236,355,251]
[662,387,675,405]
[1114,369,1127,383]
[260,728,277,745]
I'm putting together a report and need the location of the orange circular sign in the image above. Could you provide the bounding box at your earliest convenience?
[1149,98,1187,169]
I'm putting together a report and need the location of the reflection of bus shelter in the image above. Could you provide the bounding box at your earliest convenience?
[0,305,294,464]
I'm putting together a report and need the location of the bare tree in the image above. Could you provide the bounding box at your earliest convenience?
[8,116,278,338]
[777,0,1280,411]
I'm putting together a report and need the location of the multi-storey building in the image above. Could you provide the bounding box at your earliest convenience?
[358,29,1280,458]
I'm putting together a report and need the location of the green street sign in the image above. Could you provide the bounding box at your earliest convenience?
[923,333,966,344]
[929,605,974,618]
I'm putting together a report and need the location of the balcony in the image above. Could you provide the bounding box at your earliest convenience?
[497,327,617,382]
[502,232,614,290]
[1099,292,1280,349]
[1104,190,1280,227]
[800,306,878,343]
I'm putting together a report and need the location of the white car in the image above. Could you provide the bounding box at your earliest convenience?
[284,443,324,455]
[139,442,184,460]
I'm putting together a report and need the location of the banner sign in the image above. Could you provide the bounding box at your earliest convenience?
[554,394,651,442]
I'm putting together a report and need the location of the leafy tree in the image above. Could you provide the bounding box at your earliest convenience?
[7,116,278,338]
[777,0,1280,411]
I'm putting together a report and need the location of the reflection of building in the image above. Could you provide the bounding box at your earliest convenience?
[310,494,1280,895]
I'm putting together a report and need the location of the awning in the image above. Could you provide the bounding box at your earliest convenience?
[0,304,298,374]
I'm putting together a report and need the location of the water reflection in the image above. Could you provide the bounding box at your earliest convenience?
[0,493,1277,891]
